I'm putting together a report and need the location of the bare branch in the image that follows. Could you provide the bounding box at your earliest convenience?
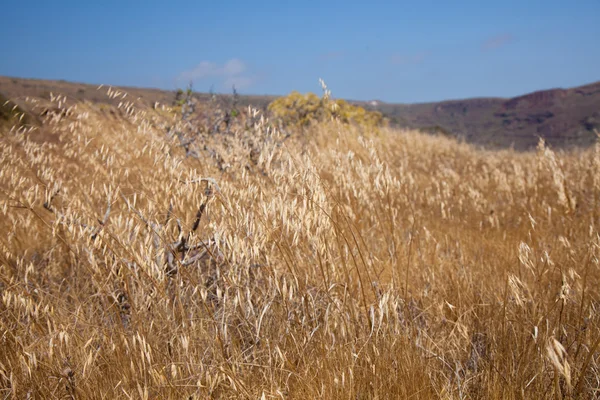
[191,203,206,233]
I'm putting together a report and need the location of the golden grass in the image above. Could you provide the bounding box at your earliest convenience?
[1,89,599,399]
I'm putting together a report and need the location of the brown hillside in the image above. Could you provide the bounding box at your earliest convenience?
[2,75,599,150]
[362,81,600,150]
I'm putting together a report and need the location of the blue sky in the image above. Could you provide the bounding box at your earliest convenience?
[1,0,599,103]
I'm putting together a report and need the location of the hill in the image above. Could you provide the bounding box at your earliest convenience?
[1,75,599,150]
[0,75,276,111]
[360,81,600,149]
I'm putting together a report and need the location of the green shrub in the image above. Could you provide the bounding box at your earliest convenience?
[174,88,185,106]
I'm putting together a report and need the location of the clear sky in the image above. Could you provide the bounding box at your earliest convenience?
[1,0,599,103]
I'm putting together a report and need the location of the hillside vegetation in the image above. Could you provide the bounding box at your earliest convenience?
[3,75,600,150]
[1,86,600,399]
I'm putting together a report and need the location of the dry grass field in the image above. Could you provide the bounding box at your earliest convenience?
[1,87,599,399]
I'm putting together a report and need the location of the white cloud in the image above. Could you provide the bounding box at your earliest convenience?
[223,75,255,90]
[222,59,245,76]
[178,58,255,89]
[482,34,514,51]
[179,61,220,81]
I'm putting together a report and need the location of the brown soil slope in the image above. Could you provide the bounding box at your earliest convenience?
[361,81,600,150]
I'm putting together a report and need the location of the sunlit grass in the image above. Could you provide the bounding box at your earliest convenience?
[1,88,599,399]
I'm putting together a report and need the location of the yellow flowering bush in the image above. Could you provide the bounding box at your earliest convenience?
[268,91,385,130]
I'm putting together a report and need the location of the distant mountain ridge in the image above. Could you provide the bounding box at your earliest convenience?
[359,81,600,150]
[1,76,599,150]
